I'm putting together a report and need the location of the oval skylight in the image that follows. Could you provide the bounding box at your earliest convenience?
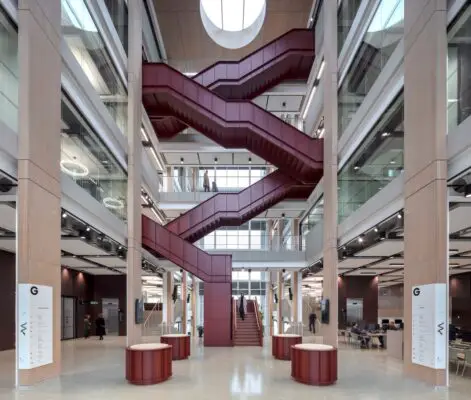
[200,0,266,49]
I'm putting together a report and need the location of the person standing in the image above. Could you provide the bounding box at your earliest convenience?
[239,294,246,321]
[84,314,91,339]
[309,312,317,333]
[95,313,106,340]
[203,170,210,192]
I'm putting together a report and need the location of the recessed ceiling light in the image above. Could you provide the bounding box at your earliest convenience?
[397,213,402,219]
[248,157,252,164]
[180,157,184,164]
[86,226,90,232]
[374,227,379,233]
[381,132,391,137]
[390,160,396,164]
[214,157,218,164]
[62,212,67,218]
[354,166,360,170]
[450,263,460,267]
[358,236,364,243]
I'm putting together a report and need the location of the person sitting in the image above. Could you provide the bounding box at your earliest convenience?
[352,323,370,348]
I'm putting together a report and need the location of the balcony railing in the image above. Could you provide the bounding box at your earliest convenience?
[196,234,304,252]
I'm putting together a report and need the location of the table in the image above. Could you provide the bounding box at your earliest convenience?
[291,344,337,386]
[126,343,172,385]
[272,334,302,360]
[160,334,191,360]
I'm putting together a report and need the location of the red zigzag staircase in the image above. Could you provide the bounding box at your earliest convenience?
[141,29,322,347]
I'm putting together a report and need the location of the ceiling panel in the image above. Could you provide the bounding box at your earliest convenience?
[198,152,233,165]
[61,257,98,268]
[78,267,123,275]
[339,257,381,269]
[0,204,16,232]
[252,96,268,109]
[450,204,471,235]
[264,209,303,218]
[232,153,266,165]
[451,267,471,275]
[85,256,127,268]
[356,240,404,257]
[61,238,112,256]
[0,238,15,253]
[266,95,303,112]
[344,268,398,276]
[164,152,200,165]
[449,239,471,255]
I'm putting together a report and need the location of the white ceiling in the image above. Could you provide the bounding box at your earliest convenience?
[0,204,16,232]
[164,151,268,166]
[61,238,112,256]
[356,240,404,257]
[85,256,127,268]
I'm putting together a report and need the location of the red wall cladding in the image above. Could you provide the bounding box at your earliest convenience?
[204,282,232,347]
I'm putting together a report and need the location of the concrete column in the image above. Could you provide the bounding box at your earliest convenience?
[16,0,62,386]
[267,273,273,336]
[181,271,187,334]
[191,276,197,336]
[403,0,448,386]
[126,0,143,347]
[292,272,303,325]
[277,272,283,334]
[165,272,174,327]
[319,0,339,347]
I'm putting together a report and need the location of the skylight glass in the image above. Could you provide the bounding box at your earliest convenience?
[201,0,265,32]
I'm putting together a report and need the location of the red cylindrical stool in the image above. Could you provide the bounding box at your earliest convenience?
[272,334,302,360]
[291,344,337,386]
[126,343,172,385]
[160,334,191,360]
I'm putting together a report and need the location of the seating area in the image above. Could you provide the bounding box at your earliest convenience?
[450,341,471,377]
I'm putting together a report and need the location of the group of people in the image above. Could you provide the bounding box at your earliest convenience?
[83,314,106,340]
[203,170,218,192]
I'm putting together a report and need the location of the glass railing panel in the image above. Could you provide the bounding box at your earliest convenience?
[197,234,304,252]
[61,95,127,221]
[61,0,128,135]
[0,7,18,132]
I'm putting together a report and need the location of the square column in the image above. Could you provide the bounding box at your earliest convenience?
[277,272,283,334]
[16,0,62,386]
[181,271,187,334]
[164,272,174,327]
[320,0,339,347]
[403,0,448,386]
[191,276,197,335]
[126,0,143,346]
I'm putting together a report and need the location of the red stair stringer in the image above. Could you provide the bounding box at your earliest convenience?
[165,170,315,242]
[142,63,323,184]
[153,29,315,138]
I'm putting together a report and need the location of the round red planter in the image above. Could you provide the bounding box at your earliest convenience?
[272,334,302,360]
[126,343,172,385]
[291,344,337,386]
[160,334,191,360]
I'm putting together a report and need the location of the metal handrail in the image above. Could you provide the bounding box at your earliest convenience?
[253,298,263,346]
[232,298,237,345]
[143,302,158,328]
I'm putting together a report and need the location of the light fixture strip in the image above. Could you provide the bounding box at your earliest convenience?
[302,85,317,120]
[316,60,325,80]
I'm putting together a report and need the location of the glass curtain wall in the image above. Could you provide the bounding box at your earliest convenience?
[338,0,404,137]
[300,196,324,250]
[61,95,127,221]
[61,0,128,134]
[201,221,267,250]
[447,4,471,132]
[0,7,18,132]
[197,167,266,192]
[104,0,128,54]
[338,93,404,222]
[337,0,362,55]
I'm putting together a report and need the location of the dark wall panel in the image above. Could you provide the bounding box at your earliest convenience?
[338,276,379,328]
[0,251,15,351]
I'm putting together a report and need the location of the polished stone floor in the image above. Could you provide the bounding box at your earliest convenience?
[0,337,470,399]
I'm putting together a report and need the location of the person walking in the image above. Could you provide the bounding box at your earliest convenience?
[203,170,210,192]
[309,312,317,333]
[95,313,106,341]
[84,314,91,339]
[238,294,246,321]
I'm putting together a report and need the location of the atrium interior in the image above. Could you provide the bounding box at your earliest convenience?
[0,0,471,398]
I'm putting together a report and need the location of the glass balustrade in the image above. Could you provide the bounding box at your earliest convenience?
[196,233,303,251]
[161,168,269,193]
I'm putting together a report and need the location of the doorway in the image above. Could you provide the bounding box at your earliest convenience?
[61,296,76,340]
[102,298,119,335]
